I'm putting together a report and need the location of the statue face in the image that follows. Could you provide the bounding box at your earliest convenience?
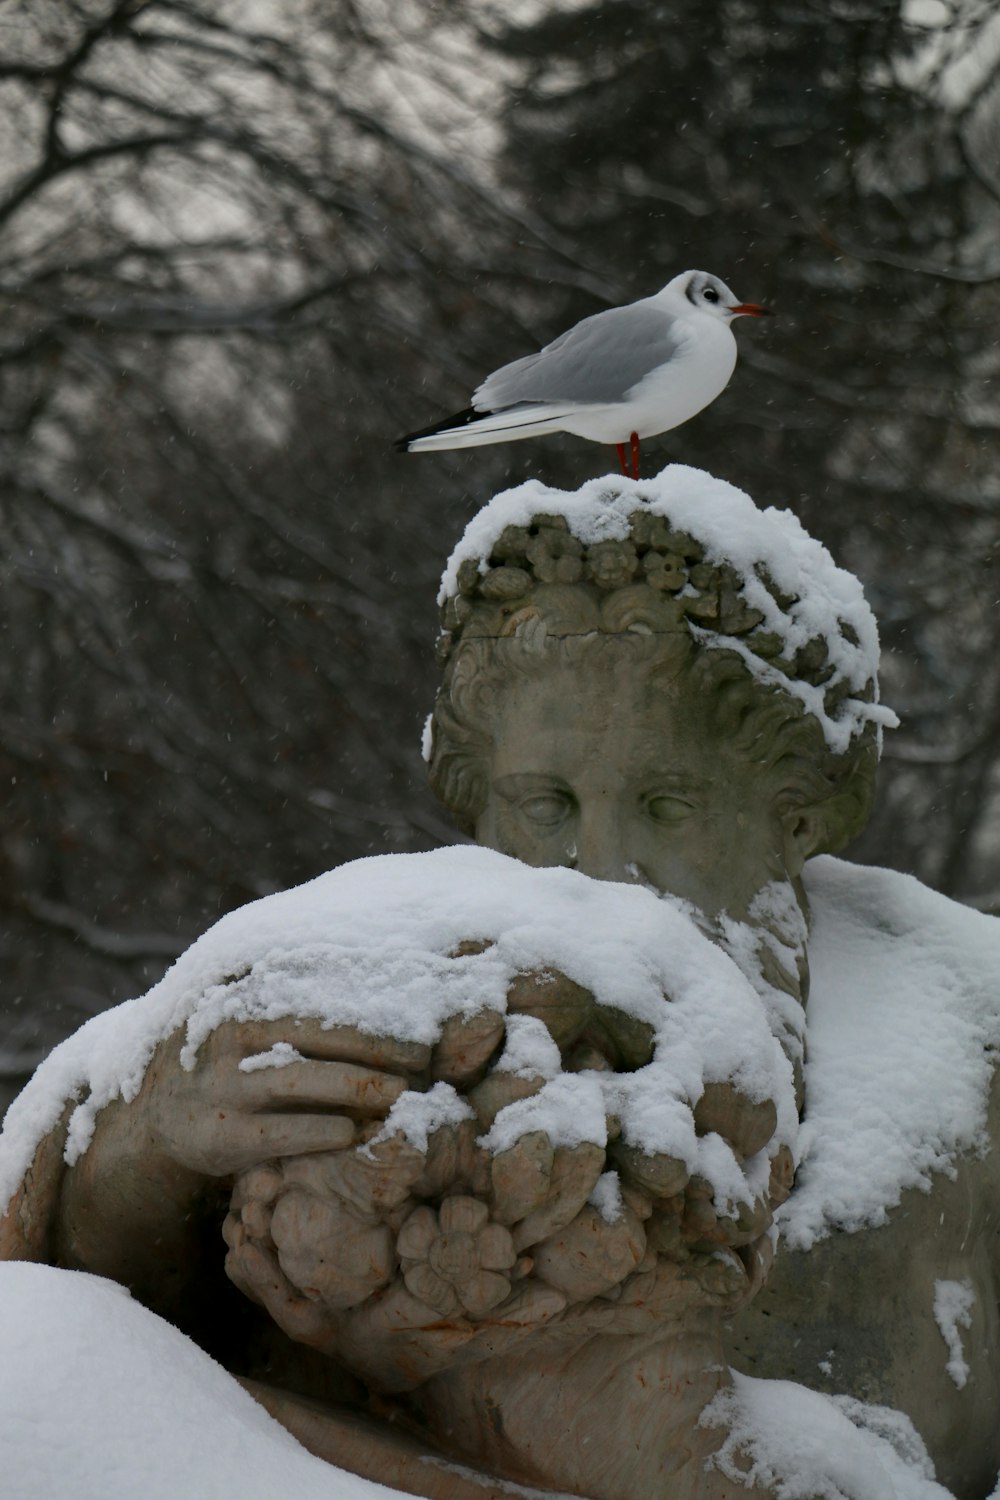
[474,640,792,920]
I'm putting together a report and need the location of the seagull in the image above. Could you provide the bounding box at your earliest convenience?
[395,270,771,479]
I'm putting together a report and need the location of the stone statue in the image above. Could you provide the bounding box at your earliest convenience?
[1,467,996,1500]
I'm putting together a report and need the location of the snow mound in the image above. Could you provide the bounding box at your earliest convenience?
[437,463,897,755]
[781,857,1000,1249]
[704,1372,954,1499]
[0,846,797,1221]
[0,1263,424,1500]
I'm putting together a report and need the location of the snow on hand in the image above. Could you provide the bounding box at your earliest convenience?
[0,845,797,1222]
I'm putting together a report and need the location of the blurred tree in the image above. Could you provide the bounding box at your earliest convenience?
[4,0,1000,1109]
[482,0,1000,903]
[0,0,603,1103]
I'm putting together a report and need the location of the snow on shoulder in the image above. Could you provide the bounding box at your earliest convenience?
[437,464,897,756]
[782,856,1000,1249]
[0,846,797,1220]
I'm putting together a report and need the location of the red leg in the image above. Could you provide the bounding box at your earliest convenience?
[615,442,628,476]
[630,431,640,480]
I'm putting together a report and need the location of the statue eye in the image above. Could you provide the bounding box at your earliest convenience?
[644,793,696,826]
[519,792,571,828]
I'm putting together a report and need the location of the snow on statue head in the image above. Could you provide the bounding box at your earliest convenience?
[428,465,896,922]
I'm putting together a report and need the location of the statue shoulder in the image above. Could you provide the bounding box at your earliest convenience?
[804,853,1000,998]
[781,855,1000,1252]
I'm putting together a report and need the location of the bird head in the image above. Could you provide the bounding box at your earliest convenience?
[670,269,772,320]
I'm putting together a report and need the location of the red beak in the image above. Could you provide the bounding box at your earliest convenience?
[731,303,772,317]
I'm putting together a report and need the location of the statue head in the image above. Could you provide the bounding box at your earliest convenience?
[427,470,891,924]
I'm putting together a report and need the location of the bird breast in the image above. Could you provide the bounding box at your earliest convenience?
[558,315,737,444]
[623,316,738,439]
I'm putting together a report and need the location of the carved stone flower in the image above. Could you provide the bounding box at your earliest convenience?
[398,1195,517,1318]
[585,539,638,591]
[642,550,687,592]
[525,528,584,584]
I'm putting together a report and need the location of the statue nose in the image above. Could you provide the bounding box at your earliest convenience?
[572,810,636,885]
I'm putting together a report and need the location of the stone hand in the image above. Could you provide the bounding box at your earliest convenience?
[135,1017,432,1177]
[55,1011,497,1302]
[222,971,787,1385]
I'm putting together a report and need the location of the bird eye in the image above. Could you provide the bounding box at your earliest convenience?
[702,287,720,303]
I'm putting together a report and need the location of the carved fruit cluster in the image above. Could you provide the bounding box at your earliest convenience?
[223,964,791,1370]
[438,509,871,716]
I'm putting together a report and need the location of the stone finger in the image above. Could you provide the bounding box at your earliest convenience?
[511,1141,606,1252]
[431,1010,505,1087]
[724,1192,773,1249]
[481,1280,567,1330]
[505,970,594,1050]
[644,1203,686,1259]
[490,1131,554,1225]
[693,1080,777,1161]
[230,1163,283,1215]
[205,1018,430,1076]
[688,1247,750,1303]
[741,1230,775,1298]
[768,1143,796,1207]
[467,1072,547,1131]
[225,1236,336,1347]
[410,1119,489,1199]
[241,1059,411,1119]
[610,1140,689,1199]
[180,1112,356,1174]
[582,1006,655,1072]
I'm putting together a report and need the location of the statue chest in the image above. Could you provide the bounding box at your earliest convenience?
[727,1151,1000,1500]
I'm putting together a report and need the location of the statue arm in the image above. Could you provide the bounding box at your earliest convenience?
[16,1018,433,1330]
[0,1103,74,1263]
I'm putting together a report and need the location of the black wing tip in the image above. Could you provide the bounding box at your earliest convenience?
[394,407,482,453]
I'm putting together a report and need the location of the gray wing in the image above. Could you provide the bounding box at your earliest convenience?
[473,301,691,410]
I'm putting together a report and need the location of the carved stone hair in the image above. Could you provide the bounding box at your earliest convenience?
[428,510,879,851]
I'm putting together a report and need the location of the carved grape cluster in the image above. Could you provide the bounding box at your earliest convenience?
[438,508,871,718]
[223,964,789,1377]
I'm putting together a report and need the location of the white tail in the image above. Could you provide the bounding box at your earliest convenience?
[405,404,579,452]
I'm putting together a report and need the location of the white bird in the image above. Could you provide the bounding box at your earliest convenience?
[396,270,771,479]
